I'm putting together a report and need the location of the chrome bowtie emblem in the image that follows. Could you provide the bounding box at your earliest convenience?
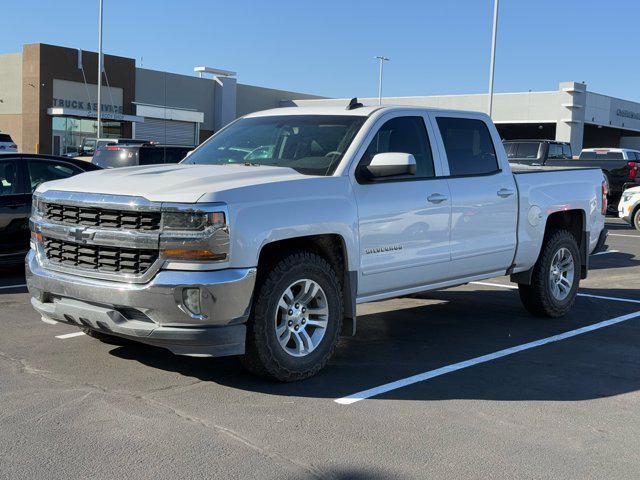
[69,227,94,243]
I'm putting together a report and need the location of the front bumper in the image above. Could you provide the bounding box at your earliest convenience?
[26,251,256,356]
[618,203,633,223]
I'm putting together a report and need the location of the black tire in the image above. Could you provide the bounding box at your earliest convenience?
[241,251,343,381]
[633,206,640,231]
[518,229,581,318]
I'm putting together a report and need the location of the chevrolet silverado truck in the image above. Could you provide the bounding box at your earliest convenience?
[26,104,607,381]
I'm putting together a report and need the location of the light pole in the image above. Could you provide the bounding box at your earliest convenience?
[97,0,104,139]
[487,0,499,118]
[375,56,390,106]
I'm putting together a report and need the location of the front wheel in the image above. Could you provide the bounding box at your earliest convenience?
[241,251,343,381]
[633,207,640,231]
[518,229,581,317]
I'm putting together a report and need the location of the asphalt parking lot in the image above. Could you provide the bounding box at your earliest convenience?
[1,218,639,480]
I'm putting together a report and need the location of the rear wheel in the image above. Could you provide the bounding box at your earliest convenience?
[633,207,640,231]
[518,229,581,317]
[241,251,343,381]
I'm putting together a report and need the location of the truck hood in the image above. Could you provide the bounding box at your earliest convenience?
[36,164,308,203]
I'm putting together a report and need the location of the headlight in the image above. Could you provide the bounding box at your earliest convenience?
[621,192,635,203]
[31,196,43,217]
[160,206,229,263]
[162,211,225,231]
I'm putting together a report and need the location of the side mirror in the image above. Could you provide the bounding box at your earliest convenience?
[364,152,417,178]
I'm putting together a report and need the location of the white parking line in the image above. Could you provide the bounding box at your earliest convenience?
[335,310,640,405]
[609,233,638,238]
[55,331,86,340]
[470,281,640,305]
[0,283,27,290]
[592,249,619,256]
[472,281,517,290]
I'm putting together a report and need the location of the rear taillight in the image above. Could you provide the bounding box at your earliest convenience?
[628,161,638,180]
[106,146,120,151]
[601,180,608,215]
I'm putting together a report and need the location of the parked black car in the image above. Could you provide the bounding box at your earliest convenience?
[505,140,639,198]
[92,142,193,168]
[0,154,100,265]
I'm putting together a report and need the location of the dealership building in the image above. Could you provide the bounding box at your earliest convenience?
[293,81,640,154]
[3,43,640,157]
[0,43,321,155]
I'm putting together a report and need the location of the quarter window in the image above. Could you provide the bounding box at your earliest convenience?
[436,117,499,176]
[360,116,435,179]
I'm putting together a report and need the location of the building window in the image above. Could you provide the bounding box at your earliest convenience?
[52,117,122,156]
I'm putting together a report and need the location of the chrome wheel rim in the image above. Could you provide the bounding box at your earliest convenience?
[274,279,329,357]
[549,247,575,301]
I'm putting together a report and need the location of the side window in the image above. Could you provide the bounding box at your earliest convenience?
[0,160,20,196]
[360,116,435,179]
[548,144,563,159]
[164,148,189,164]
[27,160,81,192]
[436,117,499,176]
[561,144,572,159]
[139,147,164,165]
[504,143,517,158]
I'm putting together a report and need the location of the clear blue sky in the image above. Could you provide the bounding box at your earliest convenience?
[3,0,639,101]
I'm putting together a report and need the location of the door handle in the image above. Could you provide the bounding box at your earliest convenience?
[427,193,448,204]
[497,188,515,198]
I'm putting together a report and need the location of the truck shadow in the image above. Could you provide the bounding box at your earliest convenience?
[108,286,640,403]
[605,222,636,231]
[589,251,640,269]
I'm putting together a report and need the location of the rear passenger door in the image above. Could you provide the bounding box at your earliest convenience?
[429,113,518,278]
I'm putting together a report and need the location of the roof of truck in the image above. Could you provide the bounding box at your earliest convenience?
[244,105,488,119]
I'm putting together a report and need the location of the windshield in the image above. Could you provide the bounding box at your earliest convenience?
[183,115,366,176]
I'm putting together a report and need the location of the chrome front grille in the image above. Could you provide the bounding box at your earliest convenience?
[43,203,161,231]
[43,237,158,275]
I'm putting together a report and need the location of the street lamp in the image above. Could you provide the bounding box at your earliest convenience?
[374,56,390,106]
[488,0,499,118]
[97,0,104,139]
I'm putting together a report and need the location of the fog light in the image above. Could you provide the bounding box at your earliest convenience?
[182,288,202,315]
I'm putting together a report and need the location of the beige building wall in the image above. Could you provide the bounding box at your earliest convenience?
[0,53,23,149]
[236,83,324,117]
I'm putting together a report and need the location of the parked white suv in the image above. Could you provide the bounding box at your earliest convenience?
[26,104,607,380]
[619,186,640,230]
[0,133,17,153]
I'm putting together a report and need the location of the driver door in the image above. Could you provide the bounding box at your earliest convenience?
[352,113,452,300]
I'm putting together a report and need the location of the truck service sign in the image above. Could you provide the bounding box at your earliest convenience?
[52,79,124,118]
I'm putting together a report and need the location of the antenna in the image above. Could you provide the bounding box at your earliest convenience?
[346,98,364,110]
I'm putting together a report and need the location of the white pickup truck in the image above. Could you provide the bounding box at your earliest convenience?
[27,104,607,381]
